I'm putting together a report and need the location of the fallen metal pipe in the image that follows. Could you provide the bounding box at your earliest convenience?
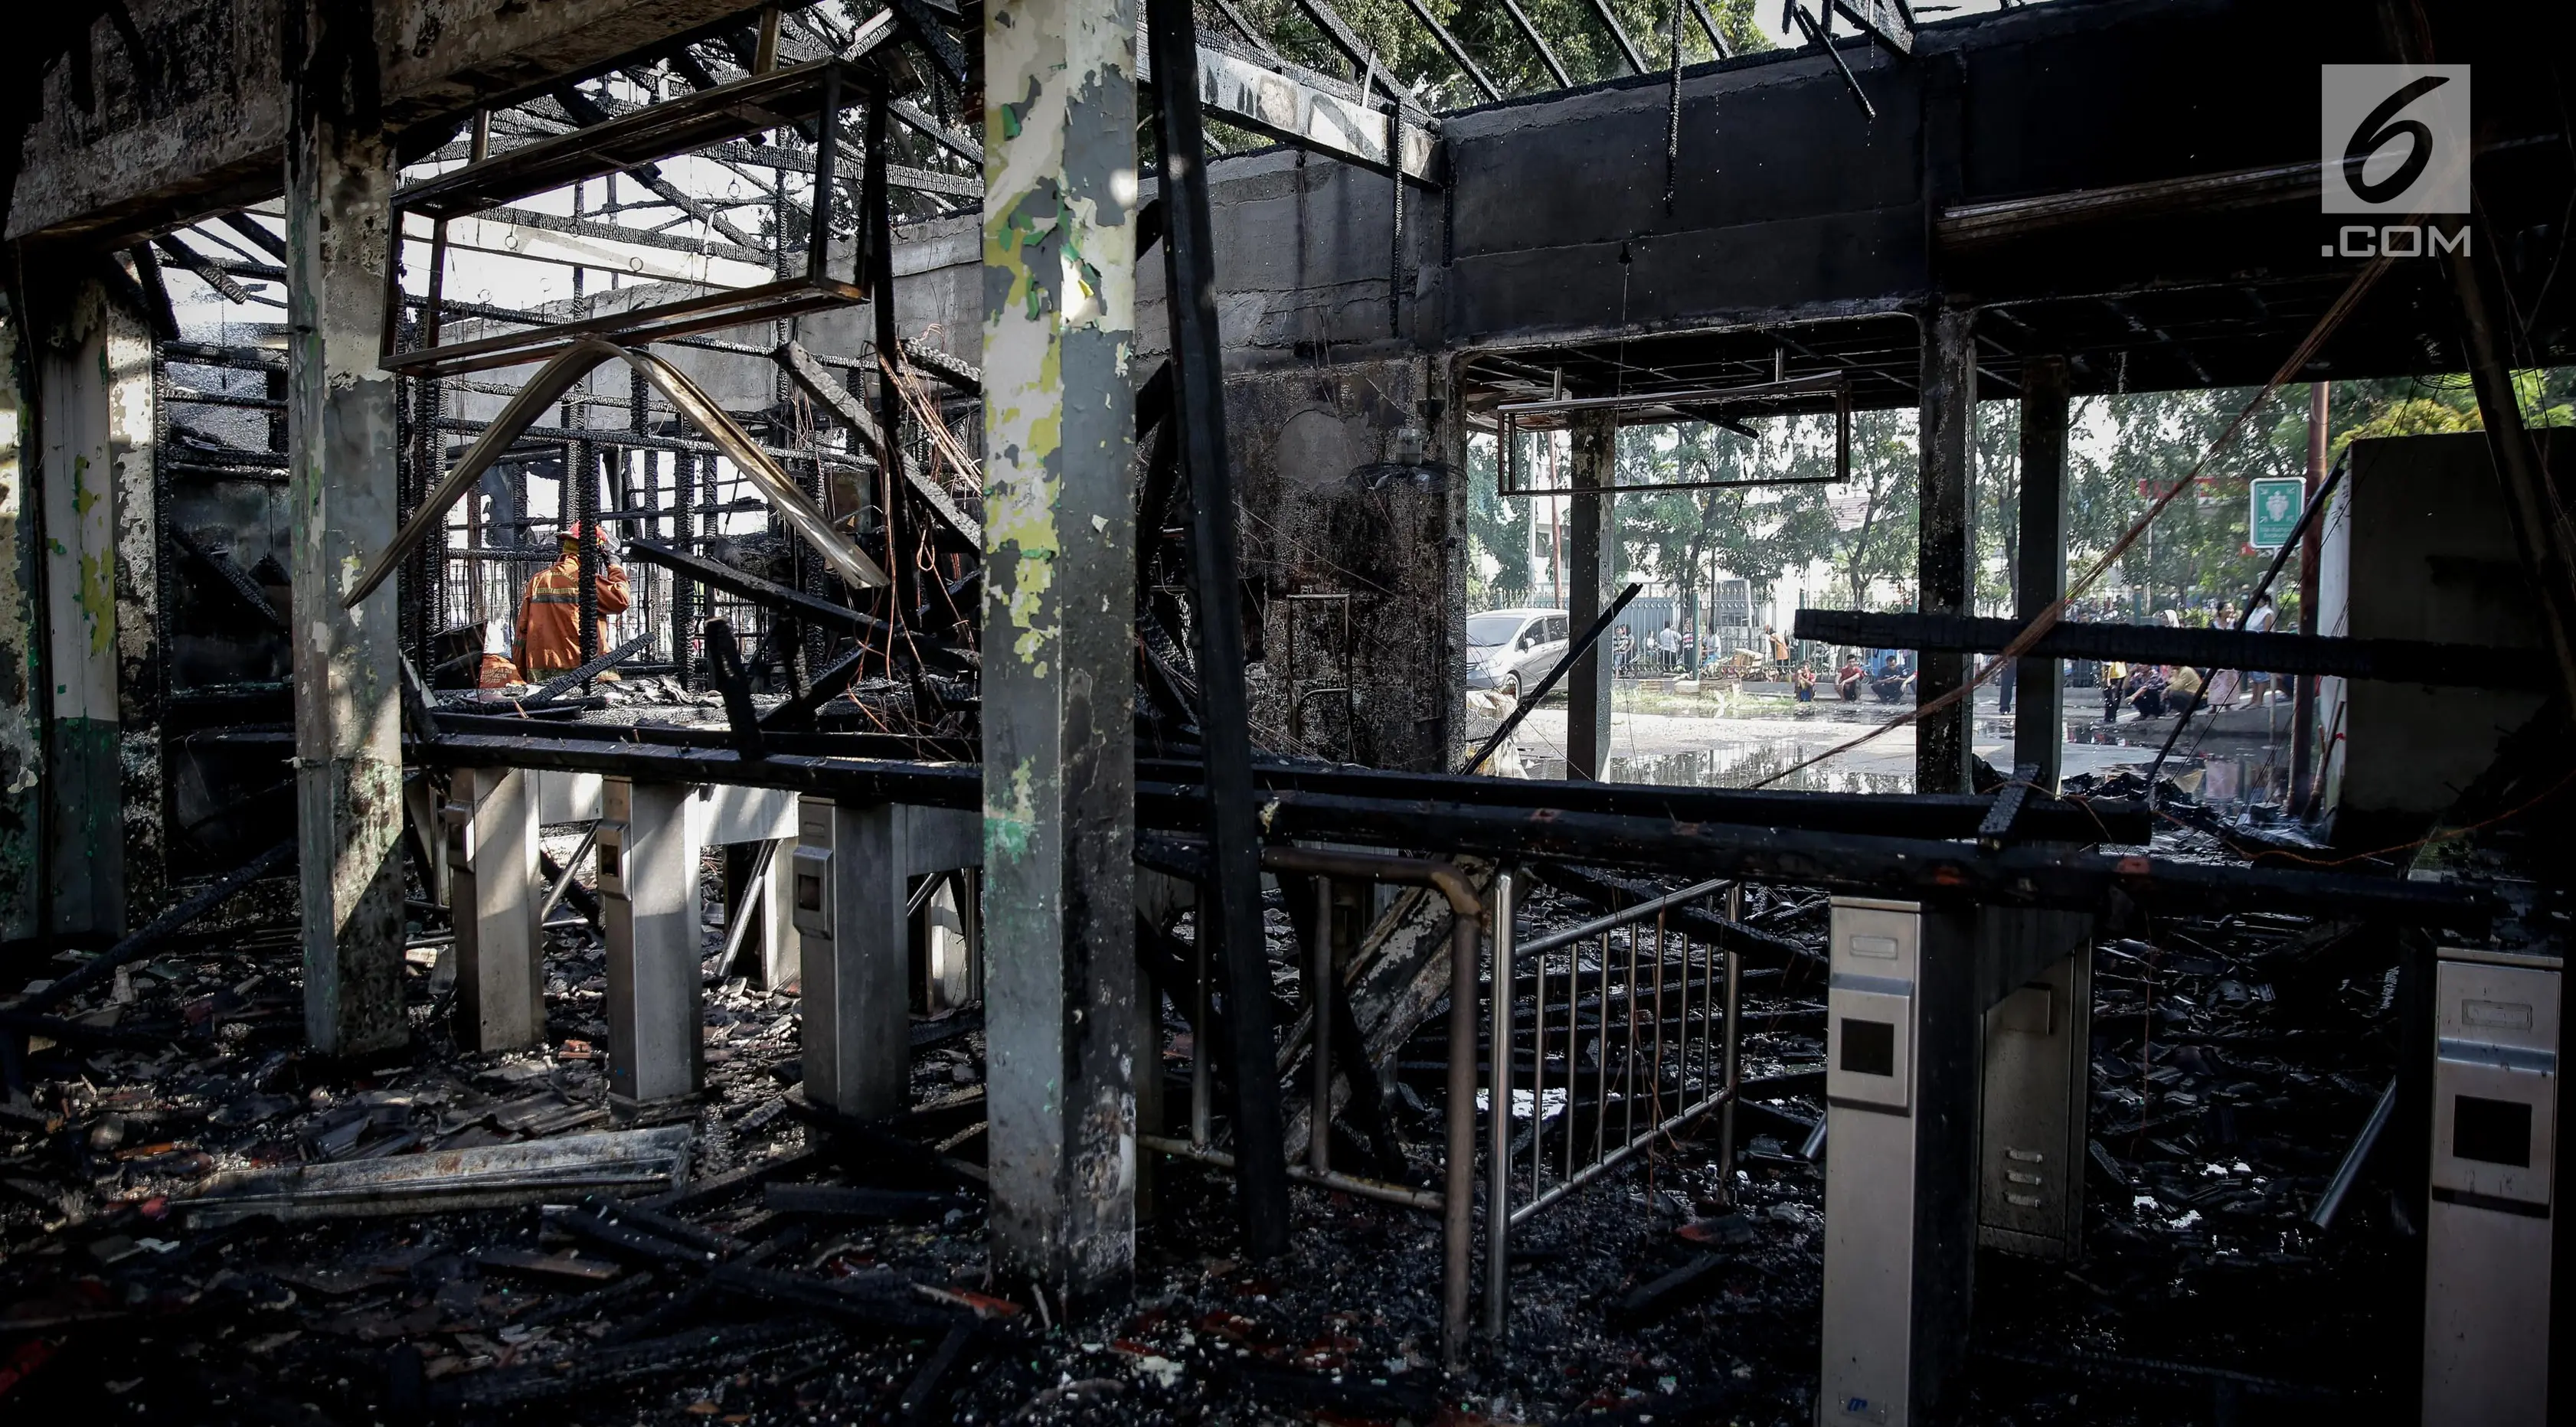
[2308,1075,2396,1230]
[1459,581,1643,776]
[715,840,780,975]
[541,823,603,923]
[13,840,296,1014]
[1136,1134,1443,1212]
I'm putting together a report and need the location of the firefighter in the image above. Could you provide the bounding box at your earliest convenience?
[513,523,632,681]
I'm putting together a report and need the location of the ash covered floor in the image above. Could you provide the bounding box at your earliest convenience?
[0,784,2415,1425]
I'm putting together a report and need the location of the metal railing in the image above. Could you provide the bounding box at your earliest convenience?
[1483,874,1743,1334]
[1139,854,1743,1360]
[1139,844,1486,1369]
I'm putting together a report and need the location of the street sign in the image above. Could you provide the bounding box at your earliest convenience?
[2249,477,2306,550]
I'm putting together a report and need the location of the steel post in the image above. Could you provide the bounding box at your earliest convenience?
[1916,304,1977,794]
[2012,357,2068,789]
[1310,875,1334,1176]
[1566,413,1617,778]
[986,0,1146,1301]
[2291,382,2328,815]
[1146,0,1289,1260]
[1484,868,1516,1339]
[1443,902,1479,1370]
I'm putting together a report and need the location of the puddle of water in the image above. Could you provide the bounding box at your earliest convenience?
[1515,746,1913,794]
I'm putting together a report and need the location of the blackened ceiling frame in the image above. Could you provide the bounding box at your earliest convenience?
[1493,373,1855,495]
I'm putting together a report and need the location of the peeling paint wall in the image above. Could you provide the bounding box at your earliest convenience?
[981,0,1142,1302]
[0,299,39,942]
[1136,147,1432,374]
[287,19,408,1056]
[1128,149,1458,775]
[37,282,129,938]
[1226,358,1458,773]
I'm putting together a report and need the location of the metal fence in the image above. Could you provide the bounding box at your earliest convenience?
[1484,874,1744,1332]
[1140,845,1484,1368]
[1142,855,1745,1362]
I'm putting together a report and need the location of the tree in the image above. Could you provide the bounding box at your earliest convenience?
[1463,433,1532,609]
[1825,410,1918,611]
[1608,420,1839,632]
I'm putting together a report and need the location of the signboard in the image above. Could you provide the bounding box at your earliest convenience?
[2249,477,2307,550]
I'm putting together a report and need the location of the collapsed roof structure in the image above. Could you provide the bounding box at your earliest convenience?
[0,0,2568,1422]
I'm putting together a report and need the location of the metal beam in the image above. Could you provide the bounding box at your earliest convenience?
[1497,0,1574,90]
[1829,0,1914,57]
[1791,609,2549,691]
[1916,304,1977,793]
[1149,0,1293,1263]
[1584,0,1650,74]
[1149,39,1440,186]
[1290,0,1401,100]
[1394,0,1500,102]
[620,537,973,672]
[409,734,2498,927]
[773,341,982,546]
[1166,759,2149,845]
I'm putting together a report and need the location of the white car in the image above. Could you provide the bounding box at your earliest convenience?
[1466,608,1571,699]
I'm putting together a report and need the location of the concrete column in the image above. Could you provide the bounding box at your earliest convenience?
[35,278,154,938]
[0,298,35,943]
[287,14,407,1054]
[110,281,163,923]
[1566,413,1617,779]
[795,798,979,1118]
[2012,357,2069,789]
[982,0,1143,1301]
[600,778,704,1109]
[1915,304,1977,794]
[444,767,543,1053]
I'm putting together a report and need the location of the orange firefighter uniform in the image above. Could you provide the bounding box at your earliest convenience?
[515,530,632,678]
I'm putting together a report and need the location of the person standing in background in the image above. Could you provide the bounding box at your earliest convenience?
[515,522,632,681]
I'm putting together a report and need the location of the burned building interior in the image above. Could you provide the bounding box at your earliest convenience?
[2,0,2574,1422]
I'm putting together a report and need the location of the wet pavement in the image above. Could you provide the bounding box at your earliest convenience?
[1479,682,2300,804]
